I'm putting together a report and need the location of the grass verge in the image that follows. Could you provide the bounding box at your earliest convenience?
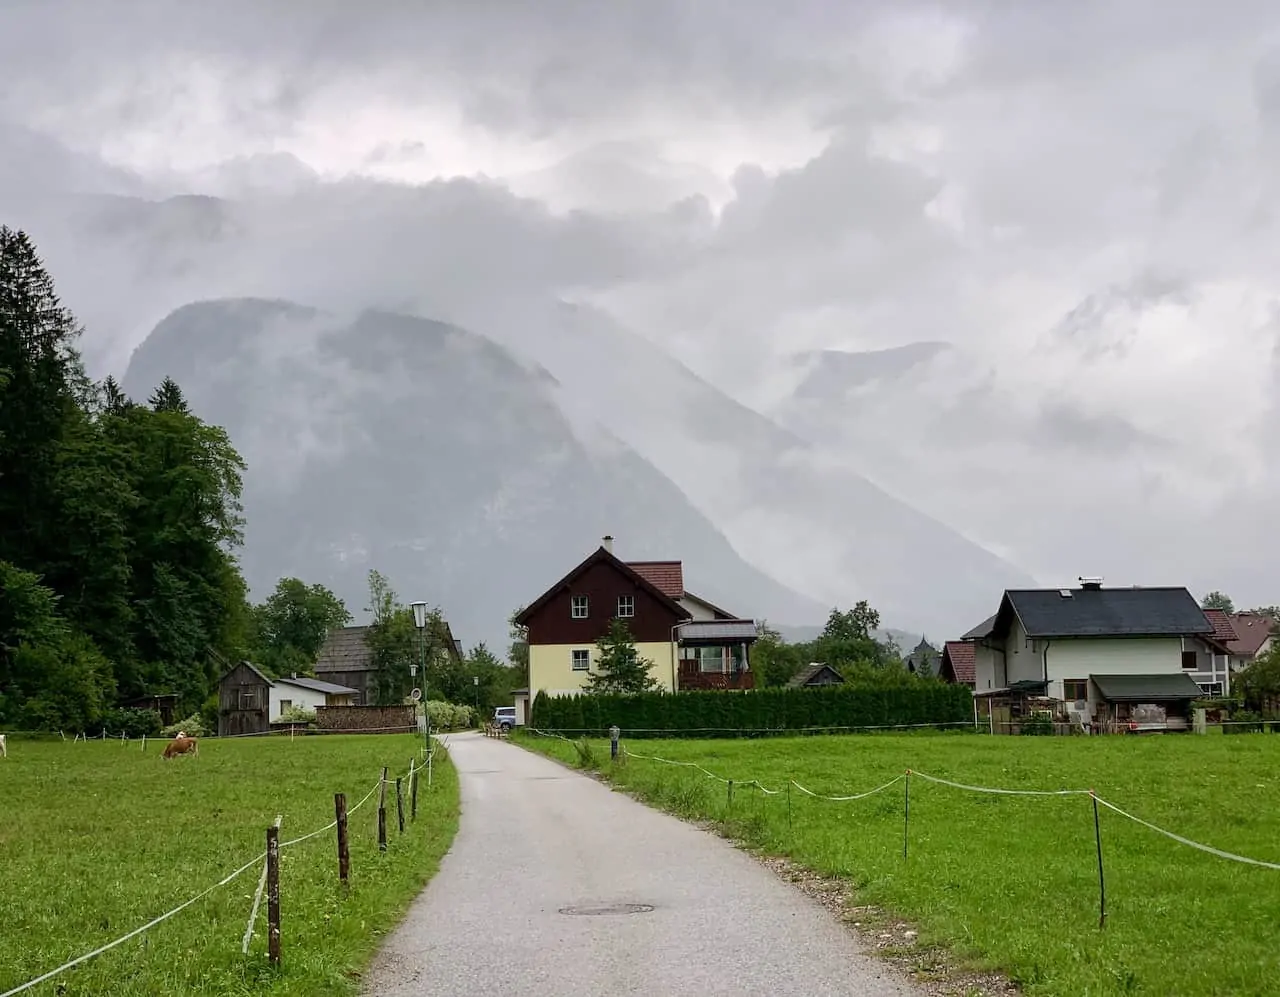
[517,730,1280,997]
[1,734,459,997]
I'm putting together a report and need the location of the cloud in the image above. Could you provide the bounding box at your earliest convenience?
[5,0,1280,607]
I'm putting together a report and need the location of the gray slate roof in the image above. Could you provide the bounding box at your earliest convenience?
[1090,672,1205,701]
[787,662,844,687]
[961,614,997,640]
[315,626,374,673]
[679,620,758,641]
[1002,587,1212,639]
[275,675,359,695]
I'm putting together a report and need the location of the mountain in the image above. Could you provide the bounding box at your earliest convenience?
[121,300,826,648]
[446,298,1035,638]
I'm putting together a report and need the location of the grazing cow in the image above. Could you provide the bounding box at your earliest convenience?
[163,734,198,759]
[0,733,6,758]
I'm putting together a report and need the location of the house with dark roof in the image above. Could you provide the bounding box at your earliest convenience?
[787,663,844,688]
[314,618,464,706]
[515,537,759,698]
[269,674,359,722]
[942,578,1232,729]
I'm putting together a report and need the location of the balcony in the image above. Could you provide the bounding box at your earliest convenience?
[678,661,755,691]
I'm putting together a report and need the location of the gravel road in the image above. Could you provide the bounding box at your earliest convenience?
[363,732,923,996]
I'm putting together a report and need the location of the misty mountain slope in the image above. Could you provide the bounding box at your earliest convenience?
[450,297,1036,638]
[121,300,824,646]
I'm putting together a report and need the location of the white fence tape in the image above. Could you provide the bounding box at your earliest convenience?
[569,736,1280,873]
[1,756,422,997]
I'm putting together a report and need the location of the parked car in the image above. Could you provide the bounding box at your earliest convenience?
[493,707,517,731]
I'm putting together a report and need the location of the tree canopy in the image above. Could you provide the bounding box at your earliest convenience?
[1201,591,1235,613]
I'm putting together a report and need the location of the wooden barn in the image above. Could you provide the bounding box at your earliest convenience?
[217,661,272,736]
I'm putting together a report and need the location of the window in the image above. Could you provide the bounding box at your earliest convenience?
[617,594,634,618]
[696,646,727,673]
[571,649,590,671]
[1181,650,1198,670]
[279,699,292,713]
[1197,682,1223,697]
[239,690,259,710]
[571,595,589,619]
[1062,679,1088,702]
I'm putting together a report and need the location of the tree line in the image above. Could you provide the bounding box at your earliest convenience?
[0,226,517,732]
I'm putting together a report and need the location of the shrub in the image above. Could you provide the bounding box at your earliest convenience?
[572,737,598,770]
[530,681,973,738]
[162,713,209,738]
[1020,713,1053,736]
[424,700,475,731]
[98,707,163,738]
[279,705,317,724]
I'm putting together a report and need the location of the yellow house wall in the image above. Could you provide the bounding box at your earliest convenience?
[529,641,677,698]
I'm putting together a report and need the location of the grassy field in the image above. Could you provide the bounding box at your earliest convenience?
[520,730,1280,996]
[1,733,459,997]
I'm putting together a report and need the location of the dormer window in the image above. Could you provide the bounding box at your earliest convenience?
[571,595,589,619]
[617,595,634,618]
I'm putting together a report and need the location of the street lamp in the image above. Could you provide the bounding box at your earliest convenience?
[410,601,430,749]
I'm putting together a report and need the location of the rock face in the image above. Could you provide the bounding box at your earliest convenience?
[122,299,826,646]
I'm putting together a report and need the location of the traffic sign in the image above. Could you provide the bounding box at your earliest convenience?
[410,688,422,702]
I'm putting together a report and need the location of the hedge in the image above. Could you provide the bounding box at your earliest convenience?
[530,682,973,738]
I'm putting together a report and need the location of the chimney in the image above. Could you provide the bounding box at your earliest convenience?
[602,535,614,554]
[1078,576,1104,591]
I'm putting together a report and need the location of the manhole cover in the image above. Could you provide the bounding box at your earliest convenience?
[558,903,655,916]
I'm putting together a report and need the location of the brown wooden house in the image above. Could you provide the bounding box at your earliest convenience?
[217,661,272,736]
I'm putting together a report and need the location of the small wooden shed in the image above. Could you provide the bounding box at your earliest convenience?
[218,661,272,737]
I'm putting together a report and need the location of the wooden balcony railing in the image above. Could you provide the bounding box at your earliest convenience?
[677,661,755,691]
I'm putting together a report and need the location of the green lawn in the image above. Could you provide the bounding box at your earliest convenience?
[1,733,459,997]
[520,731,1280,996]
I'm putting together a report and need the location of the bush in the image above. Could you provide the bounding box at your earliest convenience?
[1020,713,1053,736]
[162,713,209,738]
[98,707,163,738]
[424,700,475,731]
[279,705,317,724]
[530,681,973,738]
[1226,709,1264,734]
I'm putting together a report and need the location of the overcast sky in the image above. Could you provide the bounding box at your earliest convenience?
[3,0,1280,609]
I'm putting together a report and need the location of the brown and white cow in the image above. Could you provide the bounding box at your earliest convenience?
[163,734,198,759]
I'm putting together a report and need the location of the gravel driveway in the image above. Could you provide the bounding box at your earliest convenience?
[363,732,923,996]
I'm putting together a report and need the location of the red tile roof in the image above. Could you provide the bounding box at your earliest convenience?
[1201,608,1239,645]
[627,561,684,599]
[1227,611,1275,657]
[942,641,975,684]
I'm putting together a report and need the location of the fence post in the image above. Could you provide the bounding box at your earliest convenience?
[378,767,388,852]
[609,725,620,761]
[1091,791,1107,929]
[727,779,734,816]
[141,734,146,753]
[334,793,350,885]
[902,770,911,860]
[786,781,793,835]
[396,777,405,834]
[266,825,281,965]
[410,759,419,820]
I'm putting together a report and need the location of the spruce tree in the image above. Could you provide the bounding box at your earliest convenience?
[584,618,661,695]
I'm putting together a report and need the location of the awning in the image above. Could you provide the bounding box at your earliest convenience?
[677,620,758,642]
[1090,673,1204,702]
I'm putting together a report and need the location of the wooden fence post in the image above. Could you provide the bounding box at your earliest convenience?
[334,793,350,885]
[266,825,281,965]
[378,767,388,852]
[396,777,405,834]
[410,759,418,820]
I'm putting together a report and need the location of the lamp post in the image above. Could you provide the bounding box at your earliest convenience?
[410,601,430,749]
[473,674,480,720]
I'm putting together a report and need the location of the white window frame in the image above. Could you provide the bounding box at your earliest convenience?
[571,649,590,671]
[571,595,589,619]
[617,594,634,618]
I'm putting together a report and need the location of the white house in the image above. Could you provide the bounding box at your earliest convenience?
[953,579,1224,726]
[269,675,359,723]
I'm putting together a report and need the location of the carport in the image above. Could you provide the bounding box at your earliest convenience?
[1090,673,1204,732]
